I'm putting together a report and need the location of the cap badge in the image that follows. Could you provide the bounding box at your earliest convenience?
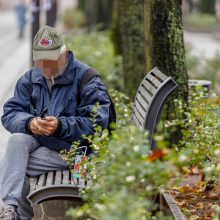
[39,37,53,48]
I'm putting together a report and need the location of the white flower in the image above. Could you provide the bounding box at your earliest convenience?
[178,154,187,162]
[133,145,140,152]
[93,144,100,151]
[126,176,136,182]
[214,149,220,155]
[145,185,153,191]
[94,203,106,210]
[126,161,131,167]
[205,165,215,173]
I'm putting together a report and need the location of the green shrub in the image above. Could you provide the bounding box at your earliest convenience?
[65,31,123,91]
[64,124,174,220]
[166,87,220,185]
[63,8,86,28]
[61,90,175,220]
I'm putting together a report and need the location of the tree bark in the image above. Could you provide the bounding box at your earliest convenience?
[97,0,113,30]
[117,0,146,98]
[144,0,188,143]
[78,0,86,10]
[84,0,113,31]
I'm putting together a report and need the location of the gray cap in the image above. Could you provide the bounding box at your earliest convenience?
[33,25,65,61]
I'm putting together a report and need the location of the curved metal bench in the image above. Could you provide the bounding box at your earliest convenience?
[132,67,178,150]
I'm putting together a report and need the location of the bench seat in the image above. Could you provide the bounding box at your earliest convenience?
[27,170,88,205]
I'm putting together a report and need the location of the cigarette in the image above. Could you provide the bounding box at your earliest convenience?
[51,76,55,85]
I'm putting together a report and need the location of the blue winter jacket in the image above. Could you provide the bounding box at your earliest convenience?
[1,52,111,152]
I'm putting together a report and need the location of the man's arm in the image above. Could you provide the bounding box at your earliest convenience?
[1,74,34,134]
[55,76,111,142]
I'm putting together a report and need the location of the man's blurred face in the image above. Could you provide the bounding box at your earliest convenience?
[34,52,67,79]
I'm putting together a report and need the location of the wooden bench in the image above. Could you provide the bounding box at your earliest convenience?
[27,67,178,216]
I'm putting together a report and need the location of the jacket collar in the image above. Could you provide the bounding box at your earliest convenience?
[31,51,77,85]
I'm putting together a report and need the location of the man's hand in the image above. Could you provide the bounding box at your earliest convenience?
[30,116,58,136]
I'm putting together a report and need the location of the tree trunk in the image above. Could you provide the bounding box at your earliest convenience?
[85,0,98,31]
[78,0,86,10]
[117,0,146,98]
[85,0,113,31]
[199,0,216,15]
[144,0,188,143]
[187,0,194,13]
[97,0,113,30]
[111,0,122,55]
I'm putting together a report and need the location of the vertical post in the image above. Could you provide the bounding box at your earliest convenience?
[46,0,57,27]
[31,0,40,66]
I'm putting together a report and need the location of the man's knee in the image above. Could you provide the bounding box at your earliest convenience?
[7,133,38,152]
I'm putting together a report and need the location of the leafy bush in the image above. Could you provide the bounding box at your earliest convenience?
[63,8,86,28]
[166,87,220,184]
[66,126,174,220]
[65,32,123,91]
[61,90,176,220]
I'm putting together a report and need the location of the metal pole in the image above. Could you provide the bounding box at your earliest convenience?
[31,0,40,66]
[46,0,57,27]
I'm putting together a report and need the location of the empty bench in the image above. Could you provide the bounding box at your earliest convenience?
[27,67,178,215]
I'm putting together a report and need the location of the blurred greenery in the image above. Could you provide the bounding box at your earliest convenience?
[185,44,220,94]
[185,13,220,30]
[65,31,123,91]
[63,8,86,28]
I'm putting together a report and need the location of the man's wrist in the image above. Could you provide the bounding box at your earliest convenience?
[53,117,62,136]
[26,117,35,134]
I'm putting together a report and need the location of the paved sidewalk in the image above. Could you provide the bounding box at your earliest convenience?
[0,10,30,210]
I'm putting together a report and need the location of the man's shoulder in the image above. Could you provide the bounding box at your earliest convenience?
[17,69,33,84]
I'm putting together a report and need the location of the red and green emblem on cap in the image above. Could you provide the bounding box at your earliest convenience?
[39,37,53,48]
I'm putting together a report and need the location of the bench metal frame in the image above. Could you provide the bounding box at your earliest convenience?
[132,67,178,150]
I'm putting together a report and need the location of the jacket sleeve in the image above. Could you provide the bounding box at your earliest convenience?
[56,76,111,142]
[1,74,34,134]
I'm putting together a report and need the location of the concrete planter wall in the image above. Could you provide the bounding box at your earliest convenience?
[160,192,186,220]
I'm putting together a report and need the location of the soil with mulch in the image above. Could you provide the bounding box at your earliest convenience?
[169,168,220,220]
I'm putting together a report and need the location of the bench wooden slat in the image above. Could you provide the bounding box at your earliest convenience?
[139,86,152,103]
[146,74,162,87]
[78,178,86,188]
[54,170,62,185]
[133,106,144,126]
[46,171,54,186]
[134,100,146,118]
[29,178,38,192]
[36,174,46,189]
[132,112,143,129]
[152,68,168,81]
[136,92,149,110]
[62,170,70,185]
[142,79,157,95]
